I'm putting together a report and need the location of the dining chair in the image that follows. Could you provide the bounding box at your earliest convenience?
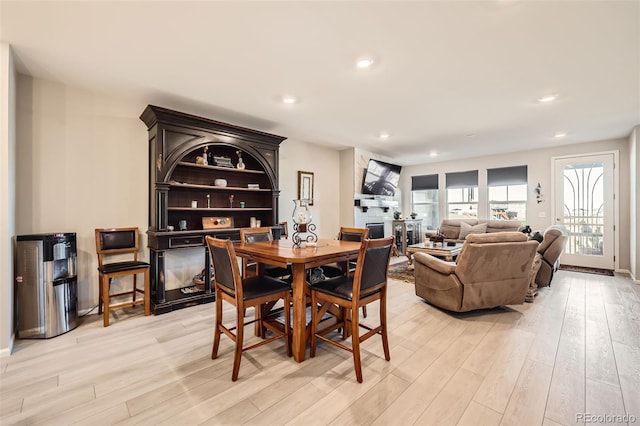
[310,236,394,383]
[206,236,291,381]
[239,227,292,280]
[276,221,289,239]
[321,227,370,317]
[94,227,150,327]
[322,227,370,278]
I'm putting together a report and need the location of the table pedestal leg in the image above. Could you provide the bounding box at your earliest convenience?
[291,263,307,362]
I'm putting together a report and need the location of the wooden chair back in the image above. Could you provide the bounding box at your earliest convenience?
[338,227,369,242]
[206,236,244,300]
[95,227,140,266]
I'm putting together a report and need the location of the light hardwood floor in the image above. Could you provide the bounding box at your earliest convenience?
[1,264,639,425]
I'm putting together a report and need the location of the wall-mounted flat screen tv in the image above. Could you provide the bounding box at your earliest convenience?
[361,159,402,196]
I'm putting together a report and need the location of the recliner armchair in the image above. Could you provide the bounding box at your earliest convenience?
[414,232,538,312]
[535,225,568,287]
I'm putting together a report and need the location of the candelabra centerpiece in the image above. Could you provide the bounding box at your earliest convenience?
[292,199,317,247]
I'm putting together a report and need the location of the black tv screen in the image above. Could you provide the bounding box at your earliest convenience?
[361,159,402,196]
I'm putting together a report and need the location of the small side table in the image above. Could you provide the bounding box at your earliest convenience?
[406,242,463,267]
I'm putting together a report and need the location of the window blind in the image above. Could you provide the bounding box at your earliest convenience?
[411,174,438,191]
[445,170,478,189]
[487,165,528,186]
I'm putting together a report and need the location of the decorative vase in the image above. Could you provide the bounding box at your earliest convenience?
[236,150,246,170]
[292,199,311,232]
[292,199,317,246]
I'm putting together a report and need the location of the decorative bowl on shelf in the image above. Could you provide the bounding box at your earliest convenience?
[213,179,227,187]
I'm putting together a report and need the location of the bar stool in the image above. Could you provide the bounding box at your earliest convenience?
[95,227,150,327]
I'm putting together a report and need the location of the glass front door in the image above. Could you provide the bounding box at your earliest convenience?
[554,153,615,269]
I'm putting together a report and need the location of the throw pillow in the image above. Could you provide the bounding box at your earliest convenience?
[459,222,488,240]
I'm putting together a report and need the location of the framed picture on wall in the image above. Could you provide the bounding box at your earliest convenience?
[298,171,314,205]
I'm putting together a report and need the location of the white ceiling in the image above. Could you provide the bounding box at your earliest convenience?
[1,1,639,165]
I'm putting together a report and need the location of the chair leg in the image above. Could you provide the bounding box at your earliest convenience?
[232,302,245,381]
[98,274,103,315]
[362,306,368,318]
[342,307,350,340]
[284,292,292,357]
[351,305,363,383]
[310,291,318,358]
[132,274,137,303]
[102,275,111,327]
[211,290,222,360]
[380,288,390,361]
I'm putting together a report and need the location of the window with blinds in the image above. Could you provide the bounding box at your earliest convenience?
[446,170,478,219]
[487,165,527,222]
[411,174,439,229]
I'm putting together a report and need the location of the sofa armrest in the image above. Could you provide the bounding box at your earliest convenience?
[414,252,457,275]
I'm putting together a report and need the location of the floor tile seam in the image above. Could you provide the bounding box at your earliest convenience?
[542,281,571,423]
[603,289,632,419]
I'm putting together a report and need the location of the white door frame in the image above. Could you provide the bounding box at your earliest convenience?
[551,150,619,271]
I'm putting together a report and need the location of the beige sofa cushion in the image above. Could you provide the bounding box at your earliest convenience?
[437,218,523,242]
[459,222,488,240]
[485,220,523,233]
[440,219,478,240]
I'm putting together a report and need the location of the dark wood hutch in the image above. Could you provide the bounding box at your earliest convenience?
[140,105,286,314]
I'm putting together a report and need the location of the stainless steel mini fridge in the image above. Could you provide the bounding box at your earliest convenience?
[15,233,78,338]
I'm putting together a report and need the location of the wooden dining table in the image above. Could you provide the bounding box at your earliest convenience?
[234,238,361,362]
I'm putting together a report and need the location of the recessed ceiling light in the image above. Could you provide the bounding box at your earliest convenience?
[378,132,390,139]
[537,94,558,103]
[281,96,298,104]
[554,132,567,139]
[356,58,374,69]
[429,152,438,157]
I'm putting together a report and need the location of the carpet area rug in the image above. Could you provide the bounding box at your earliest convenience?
[388,262,415,283]
[558,264,614,276]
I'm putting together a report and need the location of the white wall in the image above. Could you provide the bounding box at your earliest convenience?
[0,43,17,356]
[400,138,632,271]
[278,138,341,239]
[15,75,149,312]
[339,148,355,228]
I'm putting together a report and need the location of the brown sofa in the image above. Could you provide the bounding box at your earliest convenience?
[436,219,524,243]
[535,225,568,287]
[414,232,538,312]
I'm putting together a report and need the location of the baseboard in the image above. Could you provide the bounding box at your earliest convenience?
[0,333,15,358]
[616,268,638,283]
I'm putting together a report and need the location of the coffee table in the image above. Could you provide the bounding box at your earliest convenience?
[406,242,463,267]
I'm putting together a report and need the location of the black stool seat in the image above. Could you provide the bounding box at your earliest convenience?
[310,275,380,301]
[98,261,150,274]
[236,275,291,300]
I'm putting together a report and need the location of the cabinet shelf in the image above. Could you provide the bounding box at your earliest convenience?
[169,182,270,192]
[168,207,273,212]
[177,162,265,174]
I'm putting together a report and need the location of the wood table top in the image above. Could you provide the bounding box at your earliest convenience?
[233,239,361,267]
